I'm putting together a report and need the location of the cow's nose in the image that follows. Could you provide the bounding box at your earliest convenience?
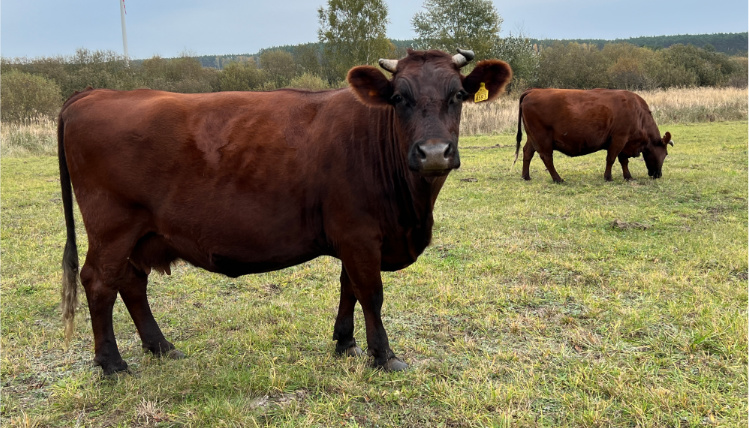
[408,140,459,175]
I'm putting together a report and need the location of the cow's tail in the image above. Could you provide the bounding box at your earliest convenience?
[513,89,532,167]
[58,105,80,348]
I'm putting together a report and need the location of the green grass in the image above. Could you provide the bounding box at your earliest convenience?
[2,121,747,427]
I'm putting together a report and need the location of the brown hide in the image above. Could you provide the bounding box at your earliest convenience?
[515,88,671,182]
[58,49,512,374]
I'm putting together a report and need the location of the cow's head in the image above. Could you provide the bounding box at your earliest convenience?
[643,131,673,179]
[347,49,512,177]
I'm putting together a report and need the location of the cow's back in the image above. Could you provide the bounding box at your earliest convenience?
[60,88,363,275]
[521,89,651,156]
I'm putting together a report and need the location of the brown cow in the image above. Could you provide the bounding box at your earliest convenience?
[515,88,673,182]
[58,49,512,374]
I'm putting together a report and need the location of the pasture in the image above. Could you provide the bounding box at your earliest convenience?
[1,114,747,425]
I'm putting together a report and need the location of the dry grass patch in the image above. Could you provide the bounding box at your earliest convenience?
[1,119,57,157]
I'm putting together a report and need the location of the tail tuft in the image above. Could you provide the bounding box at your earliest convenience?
[61,246,79,348]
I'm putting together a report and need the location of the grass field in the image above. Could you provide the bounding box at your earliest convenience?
[1,117,747,426]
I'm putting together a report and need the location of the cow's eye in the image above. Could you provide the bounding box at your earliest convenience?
[452,90,468,104]
[391,94,403,104]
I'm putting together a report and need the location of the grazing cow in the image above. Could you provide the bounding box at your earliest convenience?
[515,88,673,182]
[58,49,512,374]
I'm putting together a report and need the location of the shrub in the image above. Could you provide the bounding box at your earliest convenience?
[0,70,62,123]
[140,55,218,93]
[601,43,656,90]
[217,60,266,91]
[495,34,539,92]
[535,42,609,89]
[260,50,297,88]
[287,73,330,90]
[727,57,748,88]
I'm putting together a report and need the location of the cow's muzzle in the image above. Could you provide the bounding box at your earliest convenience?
[648,168,662,179]
[408,139,460,176]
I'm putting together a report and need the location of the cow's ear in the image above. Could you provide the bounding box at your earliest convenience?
[662,131,674,147]
[462,60,513,103]
[348,66,393,107]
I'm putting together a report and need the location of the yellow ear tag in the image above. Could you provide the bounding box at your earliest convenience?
[474,82,489,102]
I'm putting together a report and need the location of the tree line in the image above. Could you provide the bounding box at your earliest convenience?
[1,0,747,124]
[532,32,748,56]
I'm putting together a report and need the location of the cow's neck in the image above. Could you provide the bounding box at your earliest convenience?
[375,108,445,236]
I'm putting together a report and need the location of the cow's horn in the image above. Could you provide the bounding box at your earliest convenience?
[379,59,398,73]
[453,48,475,68]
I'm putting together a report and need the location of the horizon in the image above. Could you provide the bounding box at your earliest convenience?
[3,31,745,62]
[2,0,747,60]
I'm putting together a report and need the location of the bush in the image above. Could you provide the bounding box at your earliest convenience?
[260,50,297,88]
[601,43,656,90]
[535,42,609,89]
[287,73,330,90]
[217,60,266,91]
[495,34,539,92]
[137,55,218,93]
[726,57,748,88]
[1,70,62,123]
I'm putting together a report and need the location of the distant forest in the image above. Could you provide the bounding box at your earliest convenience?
[191,33,747,70]
[531,33,748,56]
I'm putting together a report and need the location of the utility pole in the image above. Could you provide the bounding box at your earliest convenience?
[119,0,130,67]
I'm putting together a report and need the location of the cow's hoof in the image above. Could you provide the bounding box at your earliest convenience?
[342,345,363,357]
[166,349,186,359]
[98,359,129,376]
[383,357,408,371]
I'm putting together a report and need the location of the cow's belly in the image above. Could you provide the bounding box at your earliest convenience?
[148,194,331,276]
[553,134,608,157]
[208,252,321,277]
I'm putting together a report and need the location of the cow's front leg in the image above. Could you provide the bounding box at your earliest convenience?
[332,267,363,357]
[339,249,407,371]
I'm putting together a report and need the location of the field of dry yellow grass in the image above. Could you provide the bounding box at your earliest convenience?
[461,86,749,136]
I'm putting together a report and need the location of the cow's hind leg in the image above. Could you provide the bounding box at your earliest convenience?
[80,257,129,375]
[332,267,363,357]
[605,137,628,181]
[618,153,633,181]
[521,141,535,180]
[78,208,164,374]
[538,151,564,183]
[121,234,184,359]
[119,264,184,360]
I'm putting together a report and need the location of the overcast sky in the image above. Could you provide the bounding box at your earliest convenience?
[2,0,747,60]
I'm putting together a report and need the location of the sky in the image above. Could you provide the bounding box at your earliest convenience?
[1,0,747,60]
